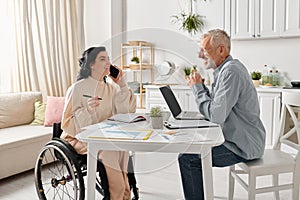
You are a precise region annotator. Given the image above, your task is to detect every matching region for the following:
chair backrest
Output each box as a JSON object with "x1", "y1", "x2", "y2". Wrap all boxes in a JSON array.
[
  {"x1": 272, "y1": 91, "x2": 300, "y2": 186},
  {"x1": 52, "y1": 122, "x2": 63, "y2": 139},
  {"x1": 275, "y1": 91, "x2": 300, "y2": 152}
]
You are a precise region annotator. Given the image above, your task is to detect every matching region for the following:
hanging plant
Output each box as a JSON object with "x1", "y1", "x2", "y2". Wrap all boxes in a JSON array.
[{"x1": 172, "y1": 0, "x2": 205, "y2": 35}]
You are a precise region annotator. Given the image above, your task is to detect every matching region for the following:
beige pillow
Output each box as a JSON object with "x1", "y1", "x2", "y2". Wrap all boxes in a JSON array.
[
  {"x1": 30, "y1": 100, "x2": 46, "y2": 125},
  {"x1": 0, "y1": 92, "x2": 42, "y2": 128}
]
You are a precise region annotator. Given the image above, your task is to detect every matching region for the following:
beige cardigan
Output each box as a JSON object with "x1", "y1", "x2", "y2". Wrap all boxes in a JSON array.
[{"x1": 61, "y1": 76, "x2": 136, "y2": 154}]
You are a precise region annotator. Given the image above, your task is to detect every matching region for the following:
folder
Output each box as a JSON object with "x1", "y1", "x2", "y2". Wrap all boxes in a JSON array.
[{"x1": 164, "y1": 120, "x2": 219, "y2": 129}]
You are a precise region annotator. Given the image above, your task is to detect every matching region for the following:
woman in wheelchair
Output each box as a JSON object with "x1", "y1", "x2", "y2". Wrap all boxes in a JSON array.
[{"x1": 61, "y1": 46, "x2": 136, "y2": 200}]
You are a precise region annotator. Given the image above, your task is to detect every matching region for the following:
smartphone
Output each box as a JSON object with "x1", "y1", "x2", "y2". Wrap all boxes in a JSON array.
[{"x1": 110, "y1": 65, "x2": 120, "y2": 79}]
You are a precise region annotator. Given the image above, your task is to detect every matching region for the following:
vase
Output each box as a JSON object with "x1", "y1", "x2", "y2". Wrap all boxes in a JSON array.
[
  {"x1": 252, "y1": 80, "x2": 260, "y2": 87},
  {"x1": 151, "y1": 116, "x2": 163, "y2": 129}
]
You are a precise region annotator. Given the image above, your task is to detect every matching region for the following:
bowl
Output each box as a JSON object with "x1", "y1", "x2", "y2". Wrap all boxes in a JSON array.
[{"x1": 291, "y1": 81, "x2": 300, "y2": 88}]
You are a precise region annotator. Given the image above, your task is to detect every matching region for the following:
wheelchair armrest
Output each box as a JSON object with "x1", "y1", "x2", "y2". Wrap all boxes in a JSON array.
[{"x1": 52, "y1": 122, "x2": 63, "y2": 139}]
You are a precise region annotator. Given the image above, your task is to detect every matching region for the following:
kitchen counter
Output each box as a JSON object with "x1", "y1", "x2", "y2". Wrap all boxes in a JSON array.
[
  {"x1": 144, "y1": 84, "x2": 300, "y2": 92},
  {"x1": 256, "y1": 87, "x2": 300, "y2": 92},
  {"x1": 144, "y1": 84, "x2": 190, "y2": 90}
]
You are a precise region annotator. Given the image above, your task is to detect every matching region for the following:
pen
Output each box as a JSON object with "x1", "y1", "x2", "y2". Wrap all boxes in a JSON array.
[
  {"x1": 159, "y1": 133, "x2": 170, "y2": 141},
  {"x1": 82, "y1": 94, "x2": 102, "y2": 100}
]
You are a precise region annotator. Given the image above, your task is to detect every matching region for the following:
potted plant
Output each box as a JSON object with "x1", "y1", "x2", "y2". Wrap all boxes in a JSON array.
[
  {"x1": 191, "y1": 65, "x2": 197, "y2": 74},
  {"x1": 172, "y1": 0, "x2": 205, "y2": 35},
  {"x1": 184, "y1": 67, "x2": 191, "y2": 76},
  {"x1": 250, "y1": 71, "x2": 262, "y2": 87},
  {"x1": 150, "y1": 106, "x2": 163, "y2": 129},
  {"x1": 131, "y1": 56, "x2": 140, "y2": 64}
]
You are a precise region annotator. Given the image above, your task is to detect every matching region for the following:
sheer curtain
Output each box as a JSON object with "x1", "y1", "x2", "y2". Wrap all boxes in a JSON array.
[{"x1": 11, "y1": 0, "x2": 85, "y2": 96}]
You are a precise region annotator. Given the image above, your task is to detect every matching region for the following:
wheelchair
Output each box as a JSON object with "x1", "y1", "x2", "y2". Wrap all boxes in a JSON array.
[{"x1": 34, "y1": 123, "x2": 139, "y2": 200}]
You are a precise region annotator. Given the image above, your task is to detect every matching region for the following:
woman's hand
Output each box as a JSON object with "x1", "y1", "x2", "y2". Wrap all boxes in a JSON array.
[{"x1": 87, "y1": 96, "x2": 100, "y2": 113}]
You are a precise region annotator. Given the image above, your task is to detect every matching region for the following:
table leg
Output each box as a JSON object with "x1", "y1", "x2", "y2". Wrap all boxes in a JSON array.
[
  {"x1": 86, "y1": 144, "x2": 97, "y2": 200},
  {"x1": 201, "y1": 150, "x2": 213, "y2": 200}
]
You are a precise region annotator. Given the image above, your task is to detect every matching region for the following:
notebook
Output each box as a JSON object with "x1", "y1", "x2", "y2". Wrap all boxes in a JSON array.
[
  {"x1": 108, "y1": 113, "x2": 146, "y2": 123},
  {"x1": 159, "y1": 85, "x2": 205, "y2": 120}
]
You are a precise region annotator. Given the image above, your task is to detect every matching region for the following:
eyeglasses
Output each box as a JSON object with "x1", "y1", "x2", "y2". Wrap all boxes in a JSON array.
[
  {"x1": 198, "y1": 45, "x2": 223, "y2": 58},
  {"x1": 198, "y1": 48, "x2": 212, "y2": 58}
]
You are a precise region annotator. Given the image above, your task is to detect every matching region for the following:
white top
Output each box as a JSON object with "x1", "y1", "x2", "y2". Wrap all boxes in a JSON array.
[{"x1": 76, "y1": 120, "x2": 224, "y2": 154}]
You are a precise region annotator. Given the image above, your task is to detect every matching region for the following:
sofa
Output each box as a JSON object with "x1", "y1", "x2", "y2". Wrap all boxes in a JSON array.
[{"x1": 0, "y1": 92, "x2": 53, "y2": 179}]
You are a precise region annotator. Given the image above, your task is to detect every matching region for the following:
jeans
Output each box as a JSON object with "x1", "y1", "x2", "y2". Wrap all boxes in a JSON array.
[{"x1": 178, "y1": 144, "x2": 247, "y2": 200}]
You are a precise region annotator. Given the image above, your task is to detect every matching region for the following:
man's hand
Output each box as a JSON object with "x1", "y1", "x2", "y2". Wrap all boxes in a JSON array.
[{"x1": 186, "y1": 72, "x2": 204, "y2": 87}]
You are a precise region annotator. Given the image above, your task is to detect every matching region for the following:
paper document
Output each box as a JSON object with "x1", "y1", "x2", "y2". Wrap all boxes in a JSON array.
[
  {"x1": 164, "y1": 120, "x2": 219, "y2": 129},
  {"x1": 87, "y1": 122, "x2": 152, "y2": 140},
  {"x1": 170, "y1": 132, "x2": 212, "y2": 142},
  {"x1": 158, "y1": 130, "x2": 212, "y2": 143}
]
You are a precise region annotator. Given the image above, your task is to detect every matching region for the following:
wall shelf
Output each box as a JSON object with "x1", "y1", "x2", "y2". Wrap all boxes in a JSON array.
[{"x1": 121, "y1": 41, "x2": 153, "y2": 109}]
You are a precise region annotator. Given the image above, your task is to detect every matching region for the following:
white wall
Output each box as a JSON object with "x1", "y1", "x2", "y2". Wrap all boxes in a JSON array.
[
  {"x1": 84, "y1": 0, "x2": 125, "y2": 65},
  {"x1": 125, "y1": 0, "x2": 200, "y2": 67},
  {"x1": 231, "y1": 38, "x2": 300, "y2": 83},
  {"x1": 84, "y1": 0, "x2": 300, "y2": 85},
  {"x1": 84, "y1": 0, "x2": 110, "y2": 48},
  {"x1": 126, "y1": 0, "x2": 178, "y2": 31}
]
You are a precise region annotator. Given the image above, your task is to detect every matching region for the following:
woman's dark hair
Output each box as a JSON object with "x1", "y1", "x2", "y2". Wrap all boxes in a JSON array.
[{"x1": 77, "y1": 46, "x2": 106, "y2": 81}]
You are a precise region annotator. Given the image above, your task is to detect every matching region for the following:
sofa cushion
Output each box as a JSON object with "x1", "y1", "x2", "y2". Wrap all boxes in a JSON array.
[
  {"x1": 0, "y1": 125, "x2": 52, "y2": 151},
  {"x1": 0, "y1": 92, "x2": 42, "y2": 128},
  {"x1": 44, "y1": 96, "x2": 65, "y2": 126},
  {"x1": 0, "y1": 124, "x2": 52, "y2": 179},
  {"x1": 30, "y1": 100, "x2": 46, "y2": 125}
]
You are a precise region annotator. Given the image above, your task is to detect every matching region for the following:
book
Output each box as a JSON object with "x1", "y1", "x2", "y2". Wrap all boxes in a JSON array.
[{"x1": 108, "y1": 113, "x2": 146, "y2": 123}]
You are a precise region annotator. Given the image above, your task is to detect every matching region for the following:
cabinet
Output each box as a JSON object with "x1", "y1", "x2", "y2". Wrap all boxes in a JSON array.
[
  {"x1": 231, "y1": 0, "x2": 280, "y2": 39},
  {"x1": 144, "y1": 85, "x2": 198, "y2": 112},
  {"x1": 176, "y1": 90, "x2": 198, "y2": 111},
  {"x1": 280, "y1": 0, "x2": 300, "y2": 37},
  {"x1": 257, "y1": 89, "x2": 281, "y2": 147},
  {"x1": 230, "y1": 0, "x2": 300, "y2": 39},
  {"x1": 121, "y1": 41, "x2": 153, "y2": 108}
]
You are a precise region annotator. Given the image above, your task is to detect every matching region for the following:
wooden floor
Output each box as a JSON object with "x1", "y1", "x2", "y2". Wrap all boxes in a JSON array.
[{"x1": 0, "y1": 152, "x2": 295, "y2": 200}]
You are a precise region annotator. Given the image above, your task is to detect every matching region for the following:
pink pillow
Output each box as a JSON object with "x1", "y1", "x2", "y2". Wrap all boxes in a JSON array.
[{"x1": 44, "y1": 96, "x2": 65, "y2": 126}]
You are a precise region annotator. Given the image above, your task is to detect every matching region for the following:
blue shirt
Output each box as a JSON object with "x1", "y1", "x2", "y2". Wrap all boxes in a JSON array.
[{"x1": 192, "y1": 56, "x2": 266, "y2": 159}]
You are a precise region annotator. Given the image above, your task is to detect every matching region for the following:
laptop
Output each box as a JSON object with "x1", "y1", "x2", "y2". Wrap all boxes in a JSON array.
[{"x1": 159, "y1": 85, "x2": 205, "y2": 120}]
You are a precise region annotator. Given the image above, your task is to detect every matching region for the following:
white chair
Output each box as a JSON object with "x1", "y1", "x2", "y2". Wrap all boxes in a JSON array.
[{"x1": 228, "y1": 91, "x2": 300, "y2": 200}]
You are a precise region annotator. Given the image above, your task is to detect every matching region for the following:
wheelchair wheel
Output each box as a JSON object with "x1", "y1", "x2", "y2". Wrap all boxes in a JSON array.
[{"x1": 34, "y1": 143, "x2": 85, "y2": 200}]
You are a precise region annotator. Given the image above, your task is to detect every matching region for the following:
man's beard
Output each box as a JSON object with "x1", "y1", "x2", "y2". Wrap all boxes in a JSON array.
[{"x1": 203, "y1": 58, "x2": 217, "y2": 70}]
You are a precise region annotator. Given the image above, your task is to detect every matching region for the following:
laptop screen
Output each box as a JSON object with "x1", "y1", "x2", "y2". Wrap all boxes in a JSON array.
[{"x1": 159, "y1": 85, "x2": 182, "y2": 117}]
